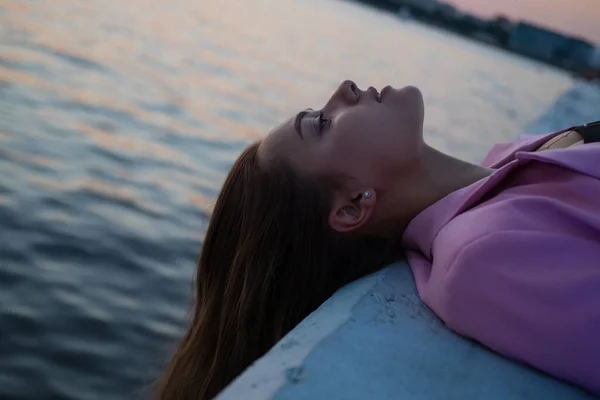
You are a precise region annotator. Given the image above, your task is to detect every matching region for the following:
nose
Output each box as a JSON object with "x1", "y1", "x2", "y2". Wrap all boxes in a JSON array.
[{"x1": 326, "y1": 79, "x2": 359, "y2": 108}]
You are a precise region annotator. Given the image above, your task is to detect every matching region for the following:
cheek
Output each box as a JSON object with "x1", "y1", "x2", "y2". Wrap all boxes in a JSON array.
[
  {"x1": 336, "y1": 115, "x2": 398, "y2": 159},
  {"x1": 321, "y1": 137, "x2": 382, "y2": 182},
  {"x1": 320, "y1": 108, "x2": 419, "y2": 181}
]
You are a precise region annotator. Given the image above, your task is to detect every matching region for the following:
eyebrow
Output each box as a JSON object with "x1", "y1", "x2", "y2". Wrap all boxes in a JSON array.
[{"x1": 293, "y1": 109, "x2": 311, "y2": 139}]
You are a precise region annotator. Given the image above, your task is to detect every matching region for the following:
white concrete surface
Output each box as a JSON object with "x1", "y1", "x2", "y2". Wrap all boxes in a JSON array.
[{"x1": 218, "y1": 261, "x2": 594, "y2": 400}]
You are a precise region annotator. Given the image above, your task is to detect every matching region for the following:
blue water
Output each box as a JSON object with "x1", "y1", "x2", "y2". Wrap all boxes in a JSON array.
[{"x1": 1, "y1": 0, "x2": 598, "y2": 398}]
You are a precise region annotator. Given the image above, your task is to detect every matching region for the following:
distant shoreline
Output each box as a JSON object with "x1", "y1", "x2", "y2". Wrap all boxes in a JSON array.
[{"x1": 349, "y1": 0, "x2": 599, "y2": 78}]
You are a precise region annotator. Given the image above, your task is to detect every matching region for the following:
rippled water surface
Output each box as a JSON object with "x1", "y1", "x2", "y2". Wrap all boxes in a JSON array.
[{"x1": 0, "y1": 0, "x2": 577, "y2": 398}]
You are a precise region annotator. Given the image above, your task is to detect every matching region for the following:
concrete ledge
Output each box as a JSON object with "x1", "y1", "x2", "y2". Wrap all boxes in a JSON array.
[{"x1": 218, "y1": 261, "x2": 593, "y2": 400}]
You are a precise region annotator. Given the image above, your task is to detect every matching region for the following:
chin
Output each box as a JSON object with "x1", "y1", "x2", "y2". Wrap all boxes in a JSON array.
[
  {"x1": 386, "y1": 85, "x2": 424, "y2": 116},
  {"x1": 399, "y1": 85, "x2": 423, "y2": 100},
  {"x1": 384, "y1": 85, "x2": 422, "y2": 104}
]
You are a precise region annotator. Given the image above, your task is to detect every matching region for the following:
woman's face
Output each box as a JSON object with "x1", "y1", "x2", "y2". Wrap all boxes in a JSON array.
[{"x1": 258, "y1": 80, "x2": 425, "y2": 190}]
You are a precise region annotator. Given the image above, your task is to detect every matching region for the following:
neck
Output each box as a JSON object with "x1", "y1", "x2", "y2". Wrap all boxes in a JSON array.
[
  {"x1": 378, "y1": 144, "x2": 494, "y2": 238},
  {"x1": 418, "y1": 144, "x2": 494, "y2": 204}
]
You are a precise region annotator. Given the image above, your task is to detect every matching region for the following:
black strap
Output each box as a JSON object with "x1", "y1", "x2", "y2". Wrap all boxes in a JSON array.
[{"x1": 572, "y1": 120, "x2": 600, "y2": 144}]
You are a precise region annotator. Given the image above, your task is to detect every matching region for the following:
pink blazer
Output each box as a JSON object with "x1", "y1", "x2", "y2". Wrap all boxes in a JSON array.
[{"x1": 402, "y1": 129, "x2": 600, "y2": 394}]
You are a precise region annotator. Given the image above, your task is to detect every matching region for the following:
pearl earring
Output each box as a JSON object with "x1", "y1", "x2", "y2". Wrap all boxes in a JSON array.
[{"x1": 363, "y1": 190, "x2": 372, "y2": 199}]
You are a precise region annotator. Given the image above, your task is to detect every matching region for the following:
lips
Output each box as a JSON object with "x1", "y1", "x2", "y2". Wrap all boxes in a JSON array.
[
  {"x1": 380, "y1": 86, "x2": 393, "y2": 102},
  {"x1": 367, "y1": 86, "x2": 382, "y2": 103}
]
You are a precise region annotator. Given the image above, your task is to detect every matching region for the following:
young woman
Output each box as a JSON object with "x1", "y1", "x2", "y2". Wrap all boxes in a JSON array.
[{"x1": 157, "y1": 80, "x2": 600, "y2": 399}]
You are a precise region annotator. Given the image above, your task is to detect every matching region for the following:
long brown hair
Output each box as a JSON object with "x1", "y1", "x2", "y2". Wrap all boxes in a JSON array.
[{"x1": 156, "y1": 142, "x2": 398, "y2": 399}]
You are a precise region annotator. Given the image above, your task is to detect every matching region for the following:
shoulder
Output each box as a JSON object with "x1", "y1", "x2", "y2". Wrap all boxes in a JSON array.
[
  {"x1": 447, "y1": 229, "x2": 600, "y2": 275},
  {"x1": 440, "y1": 228, "x2": 600, "y2": 346},
  {"x1": 434, "y1": 168, "x2": 600, "y2": 268},
  {"x1": 439, "y1": 231, "x2": 600, "y2": 395},
  {"x1": 431, "y1": 206, "x2": 529, "y2": 271},
  {"x1": 443, "y1": 230, "x2": 600, "y2": 309}
]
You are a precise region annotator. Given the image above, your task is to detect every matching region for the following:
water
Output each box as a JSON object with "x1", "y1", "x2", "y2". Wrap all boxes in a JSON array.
[
  {"x1": 526, "y1": 80, "x2": 600, "y2": 134},
  {"x1": 0, "y1": 0, "x2": 592, "y2": 398}
]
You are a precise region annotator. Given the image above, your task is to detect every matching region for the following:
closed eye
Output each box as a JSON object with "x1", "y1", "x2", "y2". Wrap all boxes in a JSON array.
[{"x1": 316, "y1": 110, "x2": 331, "y2": 134}]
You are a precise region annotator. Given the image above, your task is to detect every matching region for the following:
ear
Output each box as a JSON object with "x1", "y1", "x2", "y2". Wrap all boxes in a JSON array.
[{"x1": 328, "y1": 188, "x2": 376, "y2": 233}]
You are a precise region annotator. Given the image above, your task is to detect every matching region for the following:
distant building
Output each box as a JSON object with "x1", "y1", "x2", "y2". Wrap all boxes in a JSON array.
[
  {"x1": 590, "y1": 47, "x2": 600, "y2": 68},
  {"x1": 560, "y1": 38, "x2": 595, "y2": 71},
  {"x1": 508, "y1": 22, "x2": 567, "y2": 61},
  {"x1": 508, "y1": 22, "x2": 594, "y2": 71},
  {"x1": 436, "y1": 2, "x2": 458, "y2": 19},
  {"x1": 391, "y1": 0, "x2": 438, "y2": 14},
  {"x1": 460, "y1": 13, "x2": 486, "y2": 29},
  {"x1": 492, "y1": 16, "x2": 513, "y2": 33}
]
